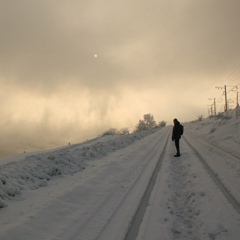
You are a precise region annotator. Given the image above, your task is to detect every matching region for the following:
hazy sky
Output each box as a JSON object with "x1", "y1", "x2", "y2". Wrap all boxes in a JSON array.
[{"x1": 1, "y1": 0, "x2": 240, "y2": 157}]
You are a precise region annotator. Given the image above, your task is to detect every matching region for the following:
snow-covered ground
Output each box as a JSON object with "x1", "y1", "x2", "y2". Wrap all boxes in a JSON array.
[
  {"x1": 185, "y1": 110, "x2": 240, "y2": 158},
  {"x1": 0, "y1": 111, "x2": 240, "y2": 240}
]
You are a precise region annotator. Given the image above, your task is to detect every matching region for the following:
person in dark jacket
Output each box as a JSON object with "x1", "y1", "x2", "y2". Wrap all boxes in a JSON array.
[{"x1": 172, "y1": 118, "x2": 182, "y2": 157}]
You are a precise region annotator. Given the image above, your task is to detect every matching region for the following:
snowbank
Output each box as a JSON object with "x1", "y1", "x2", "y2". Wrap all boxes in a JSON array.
[
  {"x1": 185, "y1": 110, "x2": 240, "y2": 158},
  {"x1": 0, "y1": 130, "x2": 156, "y2": 207}
]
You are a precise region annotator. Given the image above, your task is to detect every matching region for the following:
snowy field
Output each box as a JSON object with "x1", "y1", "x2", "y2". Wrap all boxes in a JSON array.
[{"x1": 0, "y1": 111, "x2": 240, "y2": 240}]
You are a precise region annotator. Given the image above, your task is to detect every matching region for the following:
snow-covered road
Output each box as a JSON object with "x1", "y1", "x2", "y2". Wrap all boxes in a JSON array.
[
  {"x1": 1, "y1": 122, "x2": 240, "y2": 240},
  {"x1": 137, "y1": 132, "x2": 240, "y2": 240}
]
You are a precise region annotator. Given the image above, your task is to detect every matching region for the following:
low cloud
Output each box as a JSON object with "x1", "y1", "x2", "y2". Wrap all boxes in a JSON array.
[{"x1": 0, "y1": 0, "x2": 240, "y2": 157}]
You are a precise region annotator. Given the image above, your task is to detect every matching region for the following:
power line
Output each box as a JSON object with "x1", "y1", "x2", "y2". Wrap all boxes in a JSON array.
[
  {"x1": 225, "y1": 63, "x2": 240, "y2": 85},
  {"x1": 228, "y1": 71, "x2": 240, "y2": 86},
  {"x1": 210, "y1": 63, "x2": 240, "y2": 99},
  {"x1": 207, "y1": 64, "x2": 240, "y2": 115}
]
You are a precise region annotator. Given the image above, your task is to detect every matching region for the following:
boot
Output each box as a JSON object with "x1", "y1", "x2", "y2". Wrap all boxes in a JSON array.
[{"x1": 174, "y1": 149, "x2": 181, "y2": 157}]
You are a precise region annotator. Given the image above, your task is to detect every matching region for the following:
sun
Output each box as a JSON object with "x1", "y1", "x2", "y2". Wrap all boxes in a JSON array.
[{"x1": 94, "y1": 54, "x2": 98, "y2": 58}]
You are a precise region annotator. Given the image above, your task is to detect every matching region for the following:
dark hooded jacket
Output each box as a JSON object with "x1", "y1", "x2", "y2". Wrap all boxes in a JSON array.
[{"x1": 172, "y1": 120, "x2": 182, "y2": 140}]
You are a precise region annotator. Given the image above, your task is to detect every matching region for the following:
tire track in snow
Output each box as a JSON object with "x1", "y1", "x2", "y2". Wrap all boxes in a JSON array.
[
  {"x1": 136, "y1": 135, "x2": 240, "y2": 240},
  {"x1": 50, "y1": 128, "x2": 171, "y2": 240},
  {"x1": 184, "y1": 136, "x2": 240, "y2": 215},
  {"x1": 123, "y1": 132, "x2": 170, "y2": 240},
  {"x1": 186, "y1": 132, "x2": 240, "y2": 161},
  {"x1": 136, "y1": 136, "x2": 204, "y2": 240}
]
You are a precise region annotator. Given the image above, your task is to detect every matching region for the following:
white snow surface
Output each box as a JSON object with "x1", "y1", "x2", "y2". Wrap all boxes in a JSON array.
[{"x1": 0, "y1": 112, "x2": 240, "y2": 240}]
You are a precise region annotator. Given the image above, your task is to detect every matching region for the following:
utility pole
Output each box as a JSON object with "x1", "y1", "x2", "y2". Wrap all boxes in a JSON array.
[
  {"x1": 208, "y1": 98, "x2": 216, "y2": 117},
  {"x1": 214, "y1": 98, "x2": 217, "y2": 116},
  {"x1": 234, "y1": 87, "x2": 239, "y2": 108},
  {"x1": 207, "y1": 108, "x2": 210, "y2": 116},
  {"x1": 216, "y1": 85, "x2": 228, "y2": 113},
  {"x1": 224, "y1": 85, "x2": 228, "y2": 112},
  {"x1": 234, "y1": 87, "x2": 239, "y2": 118},
  {"x1": 237, "y1": 91, "x2": 239, "y2": 107},
  {"x1": 237, "y1": 91, "x2": 240, "y2": 118},
  {"x1": 207, "y1": 105, "x2": 212, "y2": 117}
]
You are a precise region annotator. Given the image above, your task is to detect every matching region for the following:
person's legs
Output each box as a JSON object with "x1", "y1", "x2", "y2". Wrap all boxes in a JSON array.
[{"x1": 174, "y1": 139, "x2": 180, "y2": 156}]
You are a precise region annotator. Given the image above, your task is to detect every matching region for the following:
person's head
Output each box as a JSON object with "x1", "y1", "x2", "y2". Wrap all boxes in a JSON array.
[{"x1": 173, "y1": 118, "x2": 178, "y2": 125}]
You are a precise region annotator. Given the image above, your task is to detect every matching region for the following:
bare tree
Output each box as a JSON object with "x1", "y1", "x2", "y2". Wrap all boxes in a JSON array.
[
  {"x1": 143, "y1": 113, "x2": 157, "y2": 129},
  {"x1": 135, "y1": 114, "x2": 157, "y2": 132},
  {"x1": 135, "y1": 120, "x2": 148, "y2": 132}
]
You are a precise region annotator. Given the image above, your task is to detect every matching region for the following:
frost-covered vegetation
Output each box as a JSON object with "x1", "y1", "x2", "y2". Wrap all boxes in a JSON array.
[{"x1": 101, "y1": 113, "x2": 166, "y2": 136}]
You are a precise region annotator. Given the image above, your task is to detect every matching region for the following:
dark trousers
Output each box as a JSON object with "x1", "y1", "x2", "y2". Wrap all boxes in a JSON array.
[{"x1": 174, "y1": 139, "x2": 180, "y2": 154}]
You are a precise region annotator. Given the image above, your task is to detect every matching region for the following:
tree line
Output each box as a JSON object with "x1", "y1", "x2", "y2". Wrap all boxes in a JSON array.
[{"x1": 101, "y1": 113, "x2": 166, "y2": 136}]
